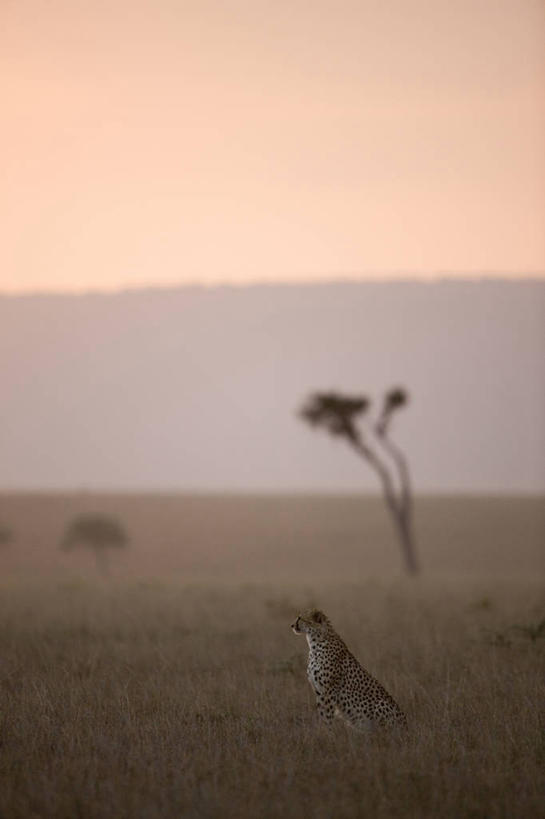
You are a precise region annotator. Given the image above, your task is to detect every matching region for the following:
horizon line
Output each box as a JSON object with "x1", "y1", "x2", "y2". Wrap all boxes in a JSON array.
[
  {"x1": 0, "y1": 487, "x2": 543, "y2": 498},
  {"x1": 2, "y1": 271, "x2": 545, "y2": 298}
]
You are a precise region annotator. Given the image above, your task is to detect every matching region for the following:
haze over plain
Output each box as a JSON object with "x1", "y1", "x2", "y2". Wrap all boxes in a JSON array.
[{"x1": 2, "y1": 280, "x2": 544, "y2": 493}]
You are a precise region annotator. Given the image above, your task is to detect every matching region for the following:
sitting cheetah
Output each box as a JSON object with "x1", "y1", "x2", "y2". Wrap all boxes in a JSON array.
[{"x1": 291, "y1": 608, "x2": 407, "y2": 731}]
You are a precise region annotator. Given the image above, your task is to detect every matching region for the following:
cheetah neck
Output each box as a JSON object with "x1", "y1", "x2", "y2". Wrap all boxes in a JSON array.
[
  {"x1": 305, "y1": 632, "x2": 332, "y2": 651},
  {"x1": 306, "y1": 630, "x2": 345, "y2": 655}
]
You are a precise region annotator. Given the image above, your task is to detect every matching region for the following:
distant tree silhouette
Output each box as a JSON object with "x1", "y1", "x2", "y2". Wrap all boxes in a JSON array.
[
  {"x1": 0, "y1": 524, "x2": 13, "y2": 547},
  {"x1": 60, "y1": 514, "x2": 128, "y2": 576},
  {"x1": 299, "y1": 387, "x2": 419, "y2": 574}
]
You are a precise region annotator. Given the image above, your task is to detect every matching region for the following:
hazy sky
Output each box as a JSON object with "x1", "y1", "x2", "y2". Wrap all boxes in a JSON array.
[
  {"x1": 2, "y1": 281, "x2": 544, "y2": 492},
  {"x1": 2, "y1": 0, "x2": 545, "y2": 293}
]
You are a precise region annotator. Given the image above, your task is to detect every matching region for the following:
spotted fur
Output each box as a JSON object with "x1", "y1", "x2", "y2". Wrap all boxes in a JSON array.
[{"x1": 291, "y1": 609, "x2": 407, "y2": 731}]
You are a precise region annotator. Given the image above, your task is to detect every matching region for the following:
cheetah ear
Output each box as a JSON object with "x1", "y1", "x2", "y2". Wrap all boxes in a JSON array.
[{"x1": 311, "y1": 610, "x2": 327, "y2": 624}]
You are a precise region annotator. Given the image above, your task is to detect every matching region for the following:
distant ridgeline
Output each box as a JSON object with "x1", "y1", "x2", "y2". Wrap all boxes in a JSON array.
[{"x1": 1, "y1": 279, "x2": 544, "y2": 493}]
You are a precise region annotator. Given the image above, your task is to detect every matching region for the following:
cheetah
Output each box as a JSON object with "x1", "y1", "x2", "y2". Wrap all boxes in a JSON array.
[{"x1": 291, "y1": 608, "x2": 407, "y2": 731}]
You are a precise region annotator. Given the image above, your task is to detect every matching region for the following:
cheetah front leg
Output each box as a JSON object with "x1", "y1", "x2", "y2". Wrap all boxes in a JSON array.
[{"x1": 315, "y1": 691, "x2": 336, "y2": 725}]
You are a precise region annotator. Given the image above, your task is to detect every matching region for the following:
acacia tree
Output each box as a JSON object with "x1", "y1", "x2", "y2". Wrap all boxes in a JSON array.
[
  {"x1": 0, "y1": 524, "x2": 13, "y2": 547},
  {"x1": 299, "y1": 387, "x2": 419, "y2": 574},
  {"x1": 60, "y1": 514, "x2": 128, "y2": 576}
]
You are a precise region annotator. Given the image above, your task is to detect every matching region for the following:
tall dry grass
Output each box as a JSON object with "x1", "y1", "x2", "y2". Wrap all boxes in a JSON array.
[{"x1": 1, "y1": 576, "x2": 544, "y2": 818}]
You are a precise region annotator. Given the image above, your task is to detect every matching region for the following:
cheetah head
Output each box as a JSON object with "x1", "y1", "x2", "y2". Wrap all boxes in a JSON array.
[{"x1": 291, "y1": 609, "x2": 331, "y2": 635}]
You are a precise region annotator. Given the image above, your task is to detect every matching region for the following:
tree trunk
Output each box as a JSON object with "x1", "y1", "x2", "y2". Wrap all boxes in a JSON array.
[
  {"x1": 391, "y1": 507, "x2": 419, "y2": 575},
  {"x1": 354, "y1": 439, "x2": 420, "y2": 575},
  {"x1": 93, "y1": 547, "x2": 110, "y2": 577}
]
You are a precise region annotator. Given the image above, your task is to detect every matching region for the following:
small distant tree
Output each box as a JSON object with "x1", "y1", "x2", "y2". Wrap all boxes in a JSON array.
[
  {"x1": 0, "y1": 524, "x2": 13, "y2": 547},
  {"x1": 299, "y1": 387, "x2": 419, "y2": 574},
  {"x1": 60, "y1": 514, "x2": 128, "y2": 576}
]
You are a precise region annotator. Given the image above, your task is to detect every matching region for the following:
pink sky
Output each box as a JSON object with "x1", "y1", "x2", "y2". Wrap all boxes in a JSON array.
[{"x1": 2, "y1": 0, "x2": 544, "y2": 293}]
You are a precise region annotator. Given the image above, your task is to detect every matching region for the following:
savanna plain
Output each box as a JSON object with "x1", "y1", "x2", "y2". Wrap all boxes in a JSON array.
[{"x1": 0, "y1": 494, "x2": 544, "y2": 819}]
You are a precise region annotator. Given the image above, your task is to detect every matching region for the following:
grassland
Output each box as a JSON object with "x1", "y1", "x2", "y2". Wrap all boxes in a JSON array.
[{"x1": 0, "y1": 494, "x2": 544, "y2": 818}]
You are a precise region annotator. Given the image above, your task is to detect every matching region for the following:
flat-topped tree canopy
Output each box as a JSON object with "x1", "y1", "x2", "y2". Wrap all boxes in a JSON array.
[
  {"x1": 61, "y1": 515, "x2": 128, "y2": 551},
  {"x1": 376, "y1": 388, "x2": 409, "y2": 436},
  {"x1": 385, "y1": 387, "x2": 408, "y2": 411},
  {"x1": 60, "y1": 514, "x2": 129, "y2": 576},
  {"x1": 299, "y1": 392, "x2": 370, "y2": 443},
  {"x1": 0, "y1": 524, "x2": 13, "y2": 546}
]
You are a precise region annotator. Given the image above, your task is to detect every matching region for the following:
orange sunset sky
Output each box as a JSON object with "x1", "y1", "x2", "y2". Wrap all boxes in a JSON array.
[{"x1": 2, "y1": 0, "x2": 544, "y2": 293}]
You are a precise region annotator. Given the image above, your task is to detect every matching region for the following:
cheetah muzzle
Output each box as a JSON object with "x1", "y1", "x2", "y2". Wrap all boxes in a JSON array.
[{"x1": 291, "y1": 608, "x2": 407, "y2": 731}]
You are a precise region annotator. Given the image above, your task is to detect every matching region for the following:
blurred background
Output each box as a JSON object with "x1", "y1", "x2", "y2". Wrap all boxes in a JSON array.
[
  {"x1": 2, "y1": 9, "x2": 544, "y2": 817},
  {"x1": 1, "y1": 0, "x2": 544, "y2": 580}
]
